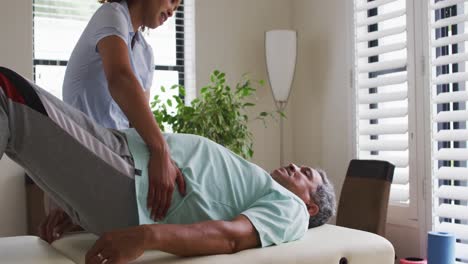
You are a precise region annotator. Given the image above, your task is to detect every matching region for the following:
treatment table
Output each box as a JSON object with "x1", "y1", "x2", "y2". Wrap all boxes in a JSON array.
[{"x1": 0, "y1": 224, "x2": 394, "y2": 263}]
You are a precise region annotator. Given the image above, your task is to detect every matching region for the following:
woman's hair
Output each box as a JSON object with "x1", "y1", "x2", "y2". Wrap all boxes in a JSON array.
[
  {"x1": 98, "y1": 0, "x2": 123, "y2": 3},
  {"x1": 308, "y1": 169, "x2": 336, "y2": 229}
]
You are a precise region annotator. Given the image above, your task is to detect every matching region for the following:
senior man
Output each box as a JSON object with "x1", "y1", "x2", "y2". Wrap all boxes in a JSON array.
[{"x1": 0, "y1": 67, "x2": 336, "y2": 264}]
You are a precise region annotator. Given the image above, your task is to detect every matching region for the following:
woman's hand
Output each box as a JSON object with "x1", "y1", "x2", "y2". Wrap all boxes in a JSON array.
[
  {"x1": 85, "y1": 226, "x2": 149, "y2": 264},
  {"x1": 38, "y1": 208, "x2": 83, "y2": 243},
  {"x1": 147, "y1": 148, "x2": 186, "y2": 221}
]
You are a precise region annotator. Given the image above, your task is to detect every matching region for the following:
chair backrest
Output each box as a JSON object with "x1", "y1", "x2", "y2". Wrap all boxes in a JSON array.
[{"x1": 336, "y1": 159, "x2": 395, "y2": 236}]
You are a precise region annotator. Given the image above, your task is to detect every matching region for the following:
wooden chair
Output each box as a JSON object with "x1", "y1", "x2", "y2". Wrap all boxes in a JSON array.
[{"x1": 336, "y1": 159, "x2": 395, "y2": 236}]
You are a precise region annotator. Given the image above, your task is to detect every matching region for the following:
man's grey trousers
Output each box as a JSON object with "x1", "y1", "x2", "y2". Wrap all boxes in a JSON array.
[{"x1": 0, "y1": 67, "x2": 139, "y2": 235}]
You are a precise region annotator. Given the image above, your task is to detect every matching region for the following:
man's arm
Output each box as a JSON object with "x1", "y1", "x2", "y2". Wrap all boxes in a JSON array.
[
  {"x1": 85, "y1": 215, "x2": 260, "y2": 264},
  {"x1": 144, "y1": 215, "x2": 260, "y2": 256}
]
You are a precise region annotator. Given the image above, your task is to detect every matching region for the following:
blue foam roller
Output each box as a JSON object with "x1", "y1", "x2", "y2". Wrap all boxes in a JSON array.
[{"x1": 427, "y1": 231, "x2": 455, "y2": 264}]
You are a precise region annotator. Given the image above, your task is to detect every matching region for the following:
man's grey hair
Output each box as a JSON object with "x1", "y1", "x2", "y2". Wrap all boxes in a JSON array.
[{"x1": 308, "y1": 169, "x2": 336, "y2": 229}]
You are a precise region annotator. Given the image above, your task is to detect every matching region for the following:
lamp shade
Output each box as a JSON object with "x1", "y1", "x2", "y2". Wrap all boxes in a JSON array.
[{"x1": 265, "y1": 30, "x2": 297, "y2": 102}]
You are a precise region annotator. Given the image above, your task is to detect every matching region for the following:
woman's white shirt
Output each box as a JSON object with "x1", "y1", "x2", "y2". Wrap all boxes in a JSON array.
[{"x1": 63, "y1": 0, "x2": 154, "y2": 129}]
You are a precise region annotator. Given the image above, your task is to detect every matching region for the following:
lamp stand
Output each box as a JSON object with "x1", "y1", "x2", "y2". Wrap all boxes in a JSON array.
[{"x1": 275, "y1": 101, "x2": 288, "y2": 167}]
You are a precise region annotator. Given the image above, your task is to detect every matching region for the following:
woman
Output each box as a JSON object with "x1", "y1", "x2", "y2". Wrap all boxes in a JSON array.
[{"x1": 39, "y1": 0, "x2": 185, "y2": 243}]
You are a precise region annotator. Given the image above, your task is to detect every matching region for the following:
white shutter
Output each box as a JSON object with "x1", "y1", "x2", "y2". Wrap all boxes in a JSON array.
[
  {"x1": 429, "y1": 1, "x2": 468, "y2": 262},
  {"x1": 354, "y1": 0, "x2": 410, "y2": 204},
  {"x1": 182, "y1": 0, "x2": 196, "y2": 103}
]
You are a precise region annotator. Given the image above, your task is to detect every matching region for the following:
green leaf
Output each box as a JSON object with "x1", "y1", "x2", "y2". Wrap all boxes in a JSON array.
[
  {"x1": 259, "y1": 79, "x2": 266, "y2": 86},
  {"x1": 171, "y1": 84, "x2": 179, "y2": 90},
  {"x1": 201, "y1": 87, "x2": 209, "y2": 94},
  {"x1": 248, "y1": 148, "x2": 254, "y2": 158},
  {"x1": 161, "y1": 86, "x2": 166, "y2": 92},
  {"x1": 214, "y1": 70, "x2": 220, "y2": 76},
  {"x1": 260, "y1": 112, "x2": 268, "y2": 117},
  {"x1": 174, "y1": 96, "x2": 183, "y2": 105},
  {"x1": 179, "y1": 87, "x2": 186, "y2": 96},
  {"x1": 217, "y1": 114, "x2": 224, "y2": 124},
  {"x1": 243, "y1": 102, "x2": 255, "y2": 107},
  {"x1": 242, "y1": 88, "x2": 250, "y2": 97},
  {"x1": 167, "y1": 99, "x2": 173, "y2": 107}
]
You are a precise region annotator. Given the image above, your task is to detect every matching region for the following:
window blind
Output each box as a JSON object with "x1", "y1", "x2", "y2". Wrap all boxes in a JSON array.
[
  {"x1": 353, "y1": 0, "x2": 411, "y2": 204},
  {"x1": 32, "y1": 0, "x2": 194, "y2": 101},
  {"x1": 429, "y1": 1, "x2": 468, "y2": 262},
  {"x1": 33, "y1": 0, "x2": 100, "y2": 62}
]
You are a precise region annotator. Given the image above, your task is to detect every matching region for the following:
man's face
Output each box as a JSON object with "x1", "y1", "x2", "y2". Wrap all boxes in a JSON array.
[
  {"x1": 143, "y1": 0, "x2": 181, "y2": 29},
  {"x1": 271, "y1": 163, "x2": 323, "y2": 204}
]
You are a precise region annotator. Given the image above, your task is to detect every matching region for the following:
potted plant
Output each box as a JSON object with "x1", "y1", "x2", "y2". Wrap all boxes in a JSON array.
[{"x1": 151, "y1": 70, "x2": 283, "y2": 159}]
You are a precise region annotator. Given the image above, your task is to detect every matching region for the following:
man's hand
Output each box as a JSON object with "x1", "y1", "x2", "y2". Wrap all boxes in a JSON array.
[
  {"x1": 85, "y1": 226, "x2": 149, "y2": 264},
  {"x1": 38, "y1": 208, "x2": 83, "y2": 243},
  {"x1": 147, "y1": 149, "x2": 186, "y2": 221}
]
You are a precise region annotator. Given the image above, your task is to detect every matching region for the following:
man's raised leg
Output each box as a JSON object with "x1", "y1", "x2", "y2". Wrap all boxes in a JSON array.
[
  {"x1": 0, "y1": 67, "x2": 139, "y2": 235},
  {"x1": 0, "y1": 91, "x2": 9, "y2": 159}
]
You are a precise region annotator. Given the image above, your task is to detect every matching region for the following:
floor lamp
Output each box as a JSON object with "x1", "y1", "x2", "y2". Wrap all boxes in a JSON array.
[{"x1": 265, "y1": 30, "x2": 297, "y2": 166}]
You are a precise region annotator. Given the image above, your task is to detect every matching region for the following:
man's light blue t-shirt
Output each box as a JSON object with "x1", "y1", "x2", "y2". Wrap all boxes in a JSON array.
[
  {"x1": 63, "y1": 1, "x2": 154, "y2": 129},
  {"x1": 123, "y1": 129, "x2": 309, "y2": 247}
]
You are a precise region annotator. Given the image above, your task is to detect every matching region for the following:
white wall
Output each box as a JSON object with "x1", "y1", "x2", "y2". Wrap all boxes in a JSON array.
[
  {"x1": 195, "y1": 0, "x2": 294, "y2": 172},
  {"x1": 291, "y1": 0, "x2": 351, "y2": 186},
  {"x1": 290, "y1": 0, "x2": 422, "y2": 259},
  {"x1": 290, "y1": 0, "x2": 351, "y2": 224},
  {"x1": 0, "y1": 0, "x2": 33, "y2": 236}
]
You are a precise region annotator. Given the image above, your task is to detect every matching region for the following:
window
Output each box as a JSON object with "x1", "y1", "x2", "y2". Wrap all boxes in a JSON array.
[
  {"x1": 353, "y1": 0, "x2": 468, "y2": 258},
  {"x1": 352, "y1": 0, "x2": 468, "y2": 258},
  {"x1": 353, "y1": 0, "x2": 413, "y2": 206},
  {"x1": 32, "y1": 0, "x2": 195, "y2": 107},
  {"x1": 429, "y1": 1, "x2": 468, "y2": 262}
]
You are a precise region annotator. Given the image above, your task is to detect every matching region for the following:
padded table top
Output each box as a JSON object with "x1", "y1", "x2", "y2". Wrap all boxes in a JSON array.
[
  {"x1": 51, "y1": 224, "x2": 395, "y2": 264},
  {"x1": 0, "y1": 235, "x2": 75, "y2": 264}
]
